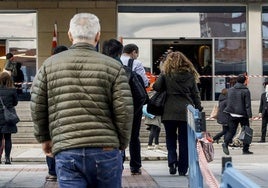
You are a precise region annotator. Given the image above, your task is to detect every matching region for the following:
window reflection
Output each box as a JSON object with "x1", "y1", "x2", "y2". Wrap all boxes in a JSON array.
[
  {"x1": 215, "y1": 39, "x2": 246, "y2": 75},
  {"x1": 0, "y1": 12, "x2": 37, "y2": 101},
  {"x1": 262, "y1": 9, "x2": 268, "y2": 75}
]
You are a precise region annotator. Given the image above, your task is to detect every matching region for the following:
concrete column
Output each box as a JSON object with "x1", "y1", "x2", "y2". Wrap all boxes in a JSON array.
[{"x1": 248, "y1": 3, "x2": 263, "y2": 100}]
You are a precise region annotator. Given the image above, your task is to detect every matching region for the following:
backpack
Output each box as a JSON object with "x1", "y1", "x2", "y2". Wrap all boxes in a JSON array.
[{"x1": 123, "y1": 59, "x2": 149, "y2": 114}]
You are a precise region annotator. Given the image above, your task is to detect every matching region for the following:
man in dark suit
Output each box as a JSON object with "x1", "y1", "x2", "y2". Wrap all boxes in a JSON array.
[{"x1": 258, "y1": 78, "x2": 268, "y2": 143}]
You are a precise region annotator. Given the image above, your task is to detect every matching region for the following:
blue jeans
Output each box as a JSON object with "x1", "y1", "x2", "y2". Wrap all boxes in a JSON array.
[{"x1": 55, "y1": 147, "x2": 122, "y2": 188}]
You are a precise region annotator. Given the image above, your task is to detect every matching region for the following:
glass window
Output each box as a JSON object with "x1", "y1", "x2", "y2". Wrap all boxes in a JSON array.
[
  {"x1": 118, "y1": 6, "x2": 246, "y2": 38},
  {"x1": 0, "y1": 12, "x2": 36, "y2": 101},
  {"x1": 262, "y1": 7, "x2": 268, "y2": 75},
  {"x1": 215, "y1": 39, "x2": 246, "y2": 75},
  {"x1": 0, "y1": 12, "x2": 36, "y2": 38}
]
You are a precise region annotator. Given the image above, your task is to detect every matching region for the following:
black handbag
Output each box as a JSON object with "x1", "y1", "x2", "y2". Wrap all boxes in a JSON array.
[
  {"x1": 239, "y1": 126, "x2": 253, "y2": 144},
  {"x1": 0, "y1": 96, "x2": 20, "y2": 124},
  {"x1": 147, "y1": 91, "x2": 167, "y2": 116}
]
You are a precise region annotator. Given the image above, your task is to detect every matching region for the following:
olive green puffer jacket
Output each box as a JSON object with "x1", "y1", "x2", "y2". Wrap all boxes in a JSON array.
[{"x1": 30, "y1": 43, "x2": 133, "y2": 155}]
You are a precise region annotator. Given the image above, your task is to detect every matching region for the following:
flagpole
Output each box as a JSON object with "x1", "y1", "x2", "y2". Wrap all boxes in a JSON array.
[{"x1": 51, "y1": 21, "x2": 58, "y2": 55}]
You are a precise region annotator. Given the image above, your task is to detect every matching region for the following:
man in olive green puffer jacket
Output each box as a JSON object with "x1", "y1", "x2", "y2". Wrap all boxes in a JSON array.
[{"x1": 30, "y1": 13, "x2": 133, "y2": 188}]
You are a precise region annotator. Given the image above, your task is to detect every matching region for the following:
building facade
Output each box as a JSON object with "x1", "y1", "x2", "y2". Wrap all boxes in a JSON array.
[{"x1": 0, "y1": 0, "x2": 267, "y2": 100}]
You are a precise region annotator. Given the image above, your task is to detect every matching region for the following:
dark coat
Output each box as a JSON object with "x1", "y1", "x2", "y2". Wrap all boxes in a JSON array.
[
  {"x1": 259, "y1": 92, "x2": 268, "y2": 116},
  {"x1": 217, "y1": 93, "x2": 228, "y2": 125},
  {"x1": 224, "y1": 83, "x2": 252, "y2": 118},
  {"x1": 0, "y1": 87, "x2": 18, "y2": 133},
  {"x1": 153, "y1": 73, "x2": 202, "y2": 122}
]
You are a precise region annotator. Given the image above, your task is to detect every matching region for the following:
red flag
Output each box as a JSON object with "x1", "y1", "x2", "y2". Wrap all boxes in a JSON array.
[{"x1": 51, "y1": 22, "x2": 57, "y2": 55}]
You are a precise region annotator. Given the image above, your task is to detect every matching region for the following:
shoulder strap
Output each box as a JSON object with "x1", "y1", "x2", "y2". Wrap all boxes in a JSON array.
[
  {"x1": 0, "y1": 96, "x2": 4, "y2": 107},
  {"x1": 127, "y1": 59, "x2": 134, "y2": 70}
]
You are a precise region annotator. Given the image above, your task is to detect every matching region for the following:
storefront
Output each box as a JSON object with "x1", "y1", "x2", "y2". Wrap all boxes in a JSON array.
[{"x1": 118, "y1": 4, "x2": 265, "y2": 100}]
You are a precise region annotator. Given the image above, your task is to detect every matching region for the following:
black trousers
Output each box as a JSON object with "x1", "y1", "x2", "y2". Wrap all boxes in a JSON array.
[
  {"x1": 148, "y1": 125, "x2": 161, "y2": 146},
  {"x1": 261, "y1": 116, "x2": 268, "y2": 141},
  {"x1": 0, "y1": 133, "x2": 12, "y2": 158},
  {"x1": 224, "y1": 116, "x2": 250, "y2": 152},
  {"x1": 129, "y1": 109, "x2": 142, "y2": 171}
]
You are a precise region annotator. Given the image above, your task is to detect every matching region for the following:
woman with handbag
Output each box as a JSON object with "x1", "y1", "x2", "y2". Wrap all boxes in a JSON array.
[
  {"x1": 0, "y1": 72, "x2": 19, "y2": 164},
  {"x1": 153, "y1": 51, "x2": 203, "y2": 176}
]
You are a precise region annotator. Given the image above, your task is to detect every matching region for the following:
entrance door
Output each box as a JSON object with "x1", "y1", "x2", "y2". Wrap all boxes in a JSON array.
[{"x1": 152, "y1": 39, "x2": 213, "y2": 100}]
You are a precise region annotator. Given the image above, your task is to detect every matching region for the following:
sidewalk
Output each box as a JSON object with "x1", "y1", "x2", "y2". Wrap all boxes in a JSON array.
[{"x1": 0, "y1": 143, "x2": 268, "y2": 187}]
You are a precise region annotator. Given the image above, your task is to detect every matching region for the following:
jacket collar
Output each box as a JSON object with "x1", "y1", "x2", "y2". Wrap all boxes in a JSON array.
[
  {"x1": 69, "y1": 42, "x2": 96, "y2": 51},
  {"x1": 234, "y1": 82, "x2": 247, "y2": 89}
]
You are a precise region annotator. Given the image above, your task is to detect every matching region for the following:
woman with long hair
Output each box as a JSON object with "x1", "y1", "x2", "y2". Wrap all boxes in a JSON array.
[
  {"x1": 153, "y1": 51, "x2": 202, "y2": 175},
  {"x1": 0, "y1": 72, "x2": 19, "y2": 164}
]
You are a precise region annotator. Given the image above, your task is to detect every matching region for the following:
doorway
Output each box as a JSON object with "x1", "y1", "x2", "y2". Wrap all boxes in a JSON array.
[{"x1": 152, "y1": 39, "x2": 213, "y2": 100}]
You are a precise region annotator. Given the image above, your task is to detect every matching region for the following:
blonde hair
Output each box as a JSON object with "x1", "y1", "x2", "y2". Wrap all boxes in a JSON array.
[
  {"x1": 163, "y1": 51, "x2": 200, "y2": 83},
  {"x1": 0, "y1": 72, "x2": 14, "y2": 88}
]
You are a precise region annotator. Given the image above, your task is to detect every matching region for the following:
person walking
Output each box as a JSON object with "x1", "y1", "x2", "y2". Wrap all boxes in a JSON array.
[
  {"x1": 142, "y1": 102, "x2": 162, "y2": 150},
  {"x1": 0, "y1": 72, "x2": 19, "y2": 164},
  {"x1": 153, "y1": 51, "x2": 203, "y2": 176},
  {"x1": 120, "y1": 43, "x2": 149, "y2": 175},
  {"x1": 30, "y1": 13, "x2": 133, "y2": 188},
  {"x1": 222, "y1": 74, "x2": 253, "y2": 155},
  {"x1": 101, "y1": 38, "x2": 126, "y2": 169},
  {"x1": 44, "y1": 45, "x2": 68, "y2": 182},
  {"x1": 213, "y1": 88, "x2": 229, "y2": 143},
  {"x1": 4, "y1": 53, "x2": 17, "y2": 78},
  {"x1": 258, "y1": 78, "x2": 268, "y2": 143}
]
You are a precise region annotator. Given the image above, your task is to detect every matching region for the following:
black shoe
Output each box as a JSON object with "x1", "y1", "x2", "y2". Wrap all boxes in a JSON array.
[
  {"x1": 178, "y1": 172, "x2": 186, "y2": 176},
  {"x1": 45, "y1": 174, "x2": 57, "y2": 182},
  {"x1": 222, "y1": 143, "x2": 230, "y2": 155},
  {"x1": 169, "y1": 164, "x2": 177, "y2": 175},
  {"x1": 243, "y1": 150, "x2": 253, "y2": 155},
  {"x1": 5, "y1": 158, "x2": 11, "y2": 164},
  {"x1": 258, "y1": 140, "x2": 265, "y2": 143},
  {"x1": 213, "y1": 138, "x2": 219, "y2": 144},
  {"x1": 131, "y1": 168, "x2": 142, "y2": 175}
]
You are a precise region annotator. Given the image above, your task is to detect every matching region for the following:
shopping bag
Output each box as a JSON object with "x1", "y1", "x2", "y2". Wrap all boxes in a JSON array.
[
  {"x1": 209, "y1": 105, "x2": 219, "y2": 119},
  {"x1": 239, "y1": 126, "x2": 253, "y2": 144},
  {"x1": 199, "y1": 132, "x2": 214, "y2": 163}
]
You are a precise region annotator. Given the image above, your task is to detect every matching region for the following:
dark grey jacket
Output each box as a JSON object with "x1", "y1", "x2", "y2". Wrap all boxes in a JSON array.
[
  {"x1": 31, "y1": 43, "x2": 133, "y2": 155},
  {"x1": 153, "y1": 73, "x2": 202, "y2": 122},
  {"x1": 224, "y1": 83, "x2": 252, "y2": 118},
  {"x1": 259, "y1": 92, "x2": 268, "y2": 116},
  {"x1": 217, "y1": 93, "x2": 228, "y2": 125},
  {"x1": 0, "y1": 87, "x2": 18, "y2": 133}
]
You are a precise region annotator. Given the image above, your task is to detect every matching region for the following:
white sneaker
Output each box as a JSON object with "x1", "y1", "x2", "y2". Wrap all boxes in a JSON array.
[
  {"x1": 147, "y1": 146, "x2": 154, "y2": 150},
  {"x1": 154, "y1": 145, "x2": 160, "y2": 149}
]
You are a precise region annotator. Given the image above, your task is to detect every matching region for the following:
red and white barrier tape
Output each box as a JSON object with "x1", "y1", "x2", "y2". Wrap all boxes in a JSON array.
[
  {"x1": 199, "y1": 75, "x2": 268, "y2": 78},
  {"x1": 196, "y1": 141, "x2": 220, "y2": 188}
]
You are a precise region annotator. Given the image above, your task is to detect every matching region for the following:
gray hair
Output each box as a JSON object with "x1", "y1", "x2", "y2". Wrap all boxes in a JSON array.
[{"x1": 69, "y1": 13, "x2": 100, "y2": 42}]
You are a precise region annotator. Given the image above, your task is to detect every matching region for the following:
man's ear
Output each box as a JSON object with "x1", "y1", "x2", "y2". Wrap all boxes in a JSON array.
[
  {"x1": 68, "y1": 31, "x2": 73, "y2": 43},
  {"x1": 95, "y1": 32, "x2": 100, "y2": 44}
]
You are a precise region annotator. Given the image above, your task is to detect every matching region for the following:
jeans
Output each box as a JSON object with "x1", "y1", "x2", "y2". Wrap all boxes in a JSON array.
[
  {"x1": 46, "y1": 156, "x2": 56, "y2": 176},
  {"x1": 224, "y1": 116, "x2": 250, "y2": 152},
  {"x1": 129, "y1": 109, "x2": 142, "y2": 171},
  {"x1": 163, "y1": 120, "x2": 188, "y2": 174},
  {"x1": 55, "y1": 147, "x2": 122, "y2": 188}
]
